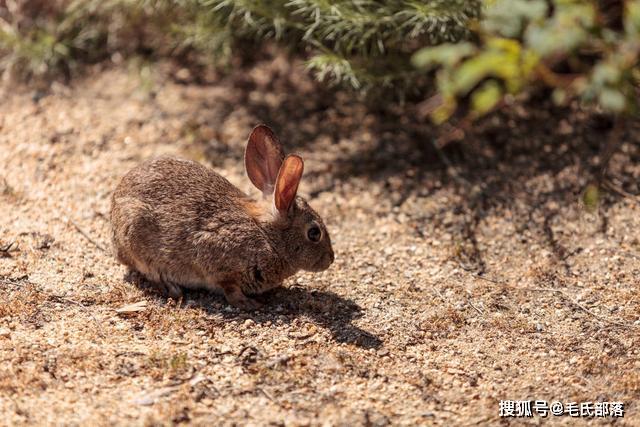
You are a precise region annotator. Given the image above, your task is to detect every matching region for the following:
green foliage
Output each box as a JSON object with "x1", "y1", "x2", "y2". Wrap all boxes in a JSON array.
[
  {"x1": 413, "y1": 0, "x2": 640, "y2": 122},
  {"x1": 3, "y1": 0, "x2": 636, "y2": 120},
  {"x1": 0, "y1": 0, "x2": 230, "y2": 79},
  {"x1": 582, "y1": 184, "x2": 601, "y2": 213},
  {"x1": 0, "y1": 0, "x2": 481, "y2": 91},
  {"x1": 200, "y1": 0, "x2": 482, "y2": 91}
]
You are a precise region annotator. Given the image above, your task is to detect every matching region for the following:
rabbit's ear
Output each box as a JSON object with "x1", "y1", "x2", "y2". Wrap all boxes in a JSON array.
[
  {"x1": 274, "y1": 155, "x2": 304, "y2": 214},
  {"x1": 245, "y1": 125, "x2": 285, "y2": 195}
]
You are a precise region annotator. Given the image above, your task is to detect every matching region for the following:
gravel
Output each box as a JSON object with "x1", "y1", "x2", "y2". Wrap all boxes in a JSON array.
[{"x1": 0, "y1": 57, "x2": 639, "y2": 425}]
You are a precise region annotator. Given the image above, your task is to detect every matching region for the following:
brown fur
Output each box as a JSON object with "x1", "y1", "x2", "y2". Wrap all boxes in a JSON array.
[
  {"x1": 240, "y1": 198, "x2": 271, "y2": 222},
  {"x1": 110, "y1": 126, "x2": 334, "y2": 310}
]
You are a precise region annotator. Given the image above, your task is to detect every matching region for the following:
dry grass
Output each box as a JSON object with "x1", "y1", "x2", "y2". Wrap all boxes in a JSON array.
[{"x1": 0, "y1": 55, "x2": 639, "y2": 425}]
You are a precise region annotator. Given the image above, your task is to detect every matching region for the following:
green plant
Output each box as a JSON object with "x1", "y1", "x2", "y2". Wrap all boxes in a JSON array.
[
  {"x1": 0, "y1": 0, "x2": 481, "y2": 91},
  {"x1": 413, "y1": 0, "x2": 640, "y2": 122},
  {"x1": 205, "y1": 0, "x2": 481, "y2": 92},
  {"x1": 582, "y1": 183, "x2": 601, "y2": 212},
  {"x1": 0, "y1": 0, "x2": 209, "y2": 79},
  {"x1": 148, "y1": 349, "x2": 189, "y2": 373}
]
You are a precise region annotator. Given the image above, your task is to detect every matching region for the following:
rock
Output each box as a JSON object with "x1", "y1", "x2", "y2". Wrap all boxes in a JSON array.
[
  {"x1": 377, "y1": 348, "x2": 389, "y2": 357},
  {"x1": 116, "y1": 301, "x2": 148, "y2": 315}
]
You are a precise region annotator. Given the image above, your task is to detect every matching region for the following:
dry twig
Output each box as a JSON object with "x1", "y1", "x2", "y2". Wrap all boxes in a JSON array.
[
  {"x1": 462, "y1": 270, "x2": 637, "y2": 329},
  {"x1": 603, "y1": 179, "x2": 640, "y2": 203},
  {"x1": 67, "y1": 217, "x2": 106, "y2": 251},
  {"x1": 465, "y1": 290, "x2": 484, "y2": 315},
  {"x1": 0, "y1": 240, "x2": 18, "y2": 255},
  {"x1": 50, "y1": 294, "x2": 106, "y2": 338}
]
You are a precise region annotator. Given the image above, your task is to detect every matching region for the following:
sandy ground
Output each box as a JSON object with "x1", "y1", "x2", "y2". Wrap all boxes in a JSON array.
[{"x1": 0, "y1": 55, "x2": 639, "y2": 426}]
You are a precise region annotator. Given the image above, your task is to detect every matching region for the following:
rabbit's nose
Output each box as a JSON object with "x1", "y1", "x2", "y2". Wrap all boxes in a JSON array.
[{"x1": 327, "y1": 251, "x2": 335, "y2": 265}]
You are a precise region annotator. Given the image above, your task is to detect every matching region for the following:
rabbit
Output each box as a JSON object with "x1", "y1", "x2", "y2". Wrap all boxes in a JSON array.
[{"x1": 110, "y1": 125, "x2": 334, "y2": 310}]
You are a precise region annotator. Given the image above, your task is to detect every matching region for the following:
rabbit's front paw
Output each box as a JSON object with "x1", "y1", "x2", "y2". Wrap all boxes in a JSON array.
[
  {"x1": 159, "y1": 280, "x2": 183, "y2": 300},
  {"x1": 221, "y1": 282, "x2": 262, "y2": 311},
  {"x1": 230, "y1": 295, "x2": 263, "y2": 311}
]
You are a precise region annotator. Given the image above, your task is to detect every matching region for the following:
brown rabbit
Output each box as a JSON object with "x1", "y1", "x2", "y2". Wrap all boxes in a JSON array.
[{"x1": 110, "y1": 125, "x2": 334, "y2": 310}]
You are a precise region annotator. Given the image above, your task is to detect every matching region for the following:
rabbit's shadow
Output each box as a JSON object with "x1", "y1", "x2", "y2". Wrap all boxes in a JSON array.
[
  {"x1": 254, "y1": 286, "x2": 382, "y2": 350},
  {"x1": 125, "y1": 272, "x2": 382, "y2": 350}
]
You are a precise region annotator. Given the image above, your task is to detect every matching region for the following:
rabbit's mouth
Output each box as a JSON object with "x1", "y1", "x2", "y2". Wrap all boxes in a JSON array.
[{"x1": 309, "y1": 251, "x2": 334, "y2": 272}]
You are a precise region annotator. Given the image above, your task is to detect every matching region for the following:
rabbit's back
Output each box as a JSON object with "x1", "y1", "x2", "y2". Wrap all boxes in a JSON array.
[
  {"x1": 111, "y1": 156, "x2": 274, "y2": 291},
  {"x1": 114, "y1": 156, "x2": 245, "y2": 207}
]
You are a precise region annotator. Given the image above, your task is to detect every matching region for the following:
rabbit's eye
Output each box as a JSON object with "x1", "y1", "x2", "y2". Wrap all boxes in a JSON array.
[{"x1": 307, "y1": 226, "x2": 322, "y2": 242}]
